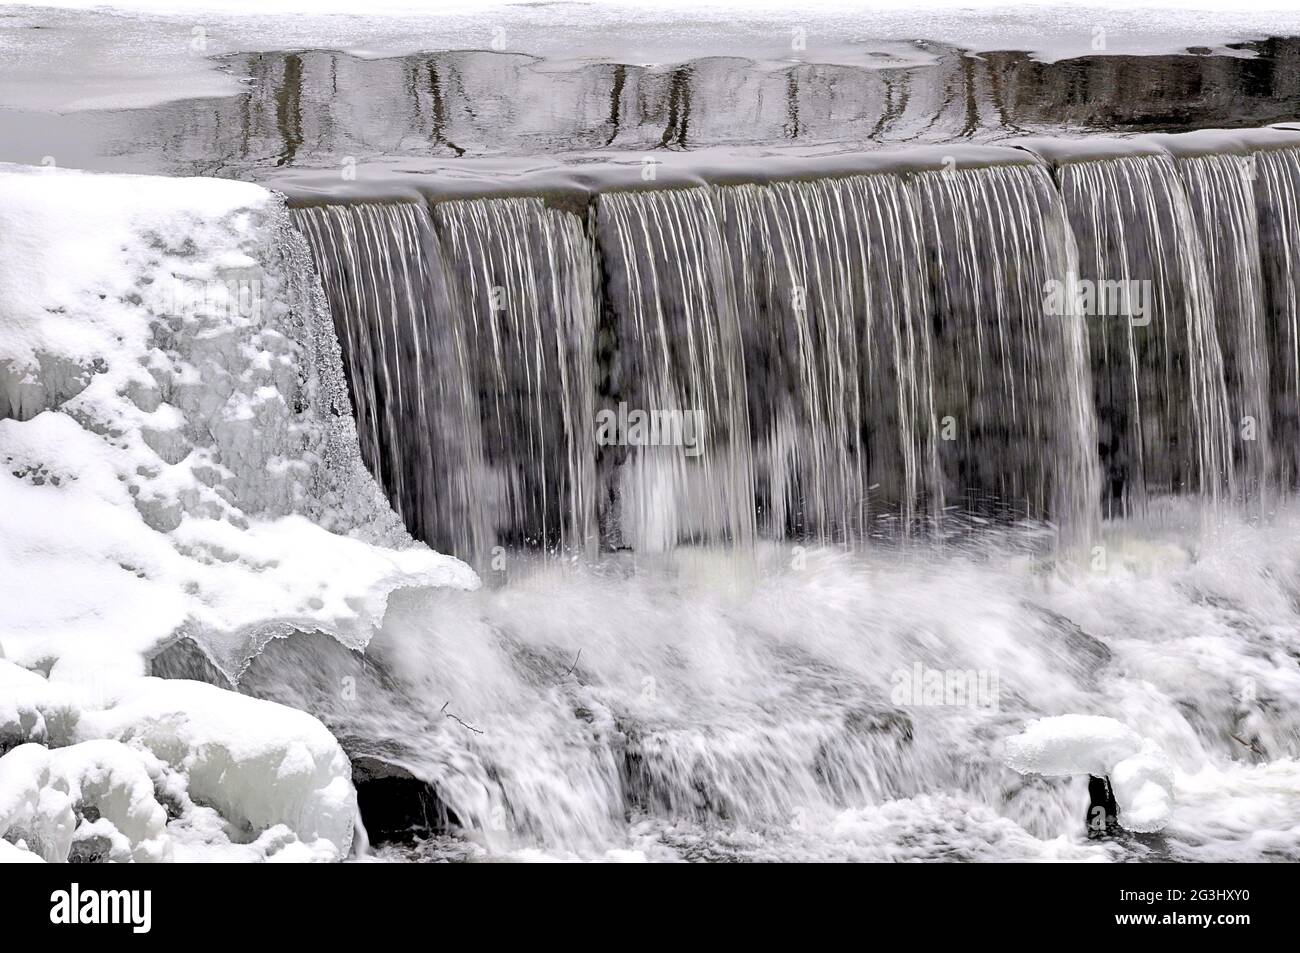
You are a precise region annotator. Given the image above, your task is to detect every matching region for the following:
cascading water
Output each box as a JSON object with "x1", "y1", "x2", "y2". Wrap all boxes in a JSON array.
[
  {"x1": 594, "y1": 187, "x2": 756, "y2": 551},
  {"x1": 434, "y1": 197, "x2": 600, "y2": 553},
  {"x1": 293, "y1": 202, "x2": 493, "y2": 557},
  {"x1": 293, "y1": 161, "x2": 1101, "y2": 557},
  {"x1": 1178, "y1": 153, "x2": 1273, "y2": 506},
  {"x1": 1058, "y1": 153, "x2": 1236, "y2": 514},
  {"x1": 230, "y1": 503, "x2": 1300, "y2": 861},
  {"x1": 1254, "y1": 147, "x2": 1300, "y2": 488},
  {"x1": 265, "y1": 140, "x2": 1300, "y2": 861},
  {"x1": 910, "y1": 164, "x2": 1097, "y2": 534}
]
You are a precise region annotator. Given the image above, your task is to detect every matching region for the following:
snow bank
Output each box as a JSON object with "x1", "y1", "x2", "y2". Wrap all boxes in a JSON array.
[
  {"x1": 0, "y1": 162, "x2": 477, "y2": 677},
  {"x1": 0, "y1": 162, "x2": 478, "y2": 861},
  {"x1": 1005, "y1": 715, "x2": 1175, "y2": 833}
]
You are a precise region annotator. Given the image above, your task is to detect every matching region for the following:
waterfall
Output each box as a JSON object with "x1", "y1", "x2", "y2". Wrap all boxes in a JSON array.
[
  {"x1": 595, "y1": 187, "x2": 756, "y2": 551},
  {"x1": 717, "y1": 175, "x2": 931, "y2": 543},
  {"x1": 291, "y1": 142, "x2": 1300, "y2": 562},
  {"x1": 911, "y1": 164, "x2": 1097, "y2": 535},
  {"x1": 434, "y1": 197, "x2": 599, "y2": 554},
  {"x1": 268, "y1": 136, "x2": 1300, "y2": 861},
  {"x1": 294, "y1": 202, "x2": 492, "y2": 557},
  {"x1": 711, "y1": 165, "x2": 1095, "y2": 541},
  {"x1": 1178, "y1": 153, "x2": 1273, "y2": 507},
  {"x1": 1253, "y1": 148, "x2": 1300, "y2": 489},
  {"x1": 1058, "y1": 153, "x2": 1235, "y2": 513}
]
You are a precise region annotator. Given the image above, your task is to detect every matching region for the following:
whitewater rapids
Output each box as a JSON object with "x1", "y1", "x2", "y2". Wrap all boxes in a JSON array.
[{"x1": 222, "y1": 499, "x2": 1300, "y2": 862}]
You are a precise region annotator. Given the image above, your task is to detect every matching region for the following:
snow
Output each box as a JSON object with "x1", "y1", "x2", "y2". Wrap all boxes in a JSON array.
[
  {"x1": 0, "y1": 657, "x2": 77, "y2": 750},
  {"x1": 0, "y1": 672, "x2": 357, "y2": 861},
  {"x1": 0, "y1": 162, "x2": 477, "y2": 676},
  {"x1": 2, "y1": 2, "x2": 1299, "y2": 112},
  {"x1": 0, "y1": 739, "x2": 167, "y2": 862},
  {"x1": 0, "y1": 162, "x2": 478, "y2": 861},
  {"x1": 1110, "y1": 741, "x2": 1176, "y2": 833},
  {"x1": 1005, "y1": 715, "x2": 1175, "y2": 833},
  {"x1": 1004, "y1": 714, "x2": 1144, "y2": 777},
  {"x1": 0, "y1": 837, "x2": 45, "y2": 862},
  {"x1": 80, "y1": 677, "x2": 357, "y2": 859},
  {"x1": 1, "y1": 38, "x2": 1298, "y2": 861}
]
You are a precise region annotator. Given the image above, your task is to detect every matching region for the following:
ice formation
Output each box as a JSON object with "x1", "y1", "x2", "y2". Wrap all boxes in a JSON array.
[
  {"x1": 3, "y1": 2, "x2": 1298, "y2": 115},
  {"x1": 0, "y1": 163, "x2": 477, "y2": 861},
  {"x1": 1005, "y1": 715, "x2": 1176, "y2": 833},
  {"x1": 0, "y1": 658, "x2": 358, "y2": 862}
]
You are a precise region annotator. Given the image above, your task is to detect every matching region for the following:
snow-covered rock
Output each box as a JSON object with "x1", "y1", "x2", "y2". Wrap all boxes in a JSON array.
[
  {"x1": 0, "y1": 838, "x2": 45, "y2": 862},
  {"x1": 0, "y1": 739, "x2": 167, "y2": 863},
  {"x1": 0, "y1": 665, "x2": 359, "y2": 862},
  {"x1": 81, "y1": 677, "x2": 358, "y2": 854},
  {"x1": 0, "y1": 162, "x2": 477, "y2": 678},
  {"x1": 1004, "y1": 714, "x2": 1175, "y2": 833},
  {"x1": 0, "y1": 658, "x2": 78, "y2": 752}
]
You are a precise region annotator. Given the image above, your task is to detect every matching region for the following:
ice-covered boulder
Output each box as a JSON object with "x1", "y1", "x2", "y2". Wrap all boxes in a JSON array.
[
  {"x1": 1005, "y1": 714, "x2": 1144, "y2": 777},
  {"x1": 80, "y1": 677, "x2": 358, "y2": 855},
  {"x1": 1004, "y1": 714, "x2": 1175, "y2": 833},
  {"x1": 0, "y1": 739, "x2": 168, "y2": 863},
  {"x1": 0, "y1": 665, "x2": 359, "y2": 862}
]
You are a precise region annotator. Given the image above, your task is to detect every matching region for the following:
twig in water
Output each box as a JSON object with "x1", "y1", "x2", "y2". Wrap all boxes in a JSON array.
[
  {"x1": 440, "y1": 701, "x2": 483, "y2": 734},
  {"x1": 563, "y1": 649, "x2": 582, "y2": 678},
  {"x1": 1230, "y1": 733, "x2": 1265, "y2": 756}
]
